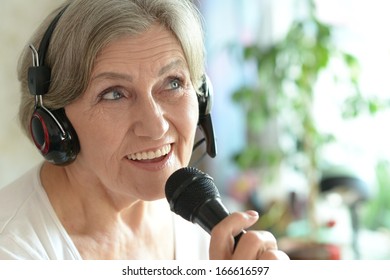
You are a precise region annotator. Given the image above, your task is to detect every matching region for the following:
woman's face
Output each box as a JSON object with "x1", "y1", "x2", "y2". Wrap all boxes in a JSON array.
[{"x1": 65, "y1": 24, "x2": 199, "y2": 202}]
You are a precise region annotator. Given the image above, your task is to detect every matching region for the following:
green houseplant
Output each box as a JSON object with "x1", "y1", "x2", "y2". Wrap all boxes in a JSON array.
[{"x1": 230, "y1": 0, "x2": 385, "y2": 237}]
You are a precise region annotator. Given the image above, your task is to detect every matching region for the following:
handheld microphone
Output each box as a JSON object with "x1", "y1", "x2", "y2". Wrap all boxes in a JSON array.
[{"x1": 165, "y1": 167, "x2": 244, "y2": 247}]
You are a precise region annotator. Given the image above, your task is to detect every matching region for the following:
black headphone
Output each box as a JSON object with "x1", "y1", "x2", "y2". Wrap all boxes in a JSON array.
[
  {"x1": 197, "y1": 75, "x2": 217, "y2": 158},
  {"x1": 28, "y1": 5, "x2": 216, "y2": 166},
  {"x1": 28, "y1": 6, "x2": 79, "y2": 166}
]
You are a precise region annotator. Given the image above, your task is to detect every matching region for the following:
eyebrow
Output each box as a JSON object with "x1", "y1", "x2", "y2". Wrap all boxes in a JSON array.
[
  {"x1": 158, "y1": 59, "x2": 187, "y2": 76},
  {"x1": 91, "y1": 72, "x2": 133, "y2": 82},
  {"x1": 91, "y1": 59, "x2": 188, "y2": 82}
]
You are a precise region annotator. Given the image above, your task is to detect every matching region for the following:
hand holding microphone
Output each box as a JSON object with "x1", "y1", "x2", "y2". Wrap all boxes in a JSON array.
[{"x1": 165, "y1": 167, "x2": 289, "y2": 260}]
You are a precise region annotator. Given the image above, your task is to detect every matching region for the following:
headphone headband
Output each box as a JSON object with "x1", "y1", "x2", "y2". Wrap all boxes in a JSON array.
[
  {"x1": 38, "y1": 5, "x2": 68, "y2": 67},
  {"x1": 28, "y1": 5, "x2": 69, "y2": 97}
]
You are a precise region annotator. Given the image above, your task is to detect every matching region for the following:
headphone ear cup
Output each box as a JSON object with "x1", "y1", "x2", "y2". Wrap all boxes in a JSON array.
[
  {"x1": 197, "y1": 75, "x2": 213, "y2": 117},
  {"x1": 197, "y1": 75, "x2": 217, "y2": 158},
  {"x1": 30, "y1": 107, "x2": 80, "y2": 165}
]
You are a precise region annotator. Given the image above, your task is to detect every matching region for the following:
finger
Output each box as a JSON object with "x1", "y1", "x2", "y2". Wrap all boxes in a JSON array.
[
  {"x1": 258, "y1": 249, "x2": 290, "y2": 260},
  {"x1": 209, "y1": 211, "x2": 259, "y2": 260},
  {"x1": 232, "y1": 230, "x2": 278, "y2": 260}
]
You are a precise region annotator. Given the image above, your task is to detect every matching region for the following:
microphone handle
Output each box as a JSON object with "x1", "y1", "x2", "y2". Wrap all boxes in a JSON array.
[{"x1": 192, "y1": 198, "x2": 244, "y2": 250}]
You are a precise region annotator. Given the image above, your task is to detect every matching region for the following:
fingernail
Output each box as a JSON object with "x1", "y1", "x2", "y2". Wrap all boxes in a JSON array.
[{"x1": 246, "y1": 210, "x2": 259, "y2": 218}]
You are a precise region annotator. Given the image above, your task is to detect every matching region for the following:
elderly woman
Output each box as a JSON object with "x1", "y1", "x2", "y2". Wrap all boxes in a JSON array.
[{"x1": 0, "y1": 0, "x2": 289, "y2": 260}]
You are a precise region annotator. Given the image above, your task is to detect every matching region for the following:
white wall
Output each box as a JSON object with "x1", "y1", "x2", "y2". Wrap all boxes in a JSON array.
[{"x1": 0, "y1": 0, "x2": 63, "y2": 188}]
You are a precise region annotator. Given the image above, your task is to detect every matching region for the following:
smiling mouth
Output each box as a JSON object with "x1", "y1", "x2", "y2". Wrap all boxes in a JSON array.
[{"x1": 126, "y1": 144, "x2": 171, "y2": 161}]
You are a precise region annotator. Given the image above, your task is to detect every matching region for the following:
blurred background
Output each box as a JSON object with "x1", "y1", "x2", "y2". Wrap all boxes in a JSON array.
[{"x1": 1, "y1": 0, "x2": 390, "y2": 259}]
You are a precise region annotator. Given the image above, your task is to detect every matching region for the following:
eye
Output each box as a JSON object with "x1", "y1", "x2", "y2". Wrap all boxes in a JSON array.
[
  {"x1": 168, "y1": 77, "x2": 183, "y2": 90},
  {"x1": 100, "y1": 88, "x2": 124, "y2": 100}
]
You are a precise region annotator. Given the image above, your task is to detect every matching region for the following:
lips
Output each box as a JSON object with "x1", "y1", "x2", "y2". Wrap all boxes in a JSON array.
[{"x1": 126, "y1": 144, "x2": 171, "y2": 161}]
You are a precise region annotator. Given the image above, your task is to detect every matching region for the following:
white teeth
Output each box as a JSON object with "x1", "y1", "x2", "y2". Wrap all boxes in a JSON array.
[{"x1": 127, "y1": 144, "x2": 171, "y2": 161}]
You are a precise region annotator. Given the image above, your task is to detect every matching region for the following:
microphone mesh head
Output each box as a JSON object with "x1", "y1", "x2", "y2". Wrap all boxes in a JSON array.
[{"x1": 165, "y1": 167, "x2": 220, "y2": 221}]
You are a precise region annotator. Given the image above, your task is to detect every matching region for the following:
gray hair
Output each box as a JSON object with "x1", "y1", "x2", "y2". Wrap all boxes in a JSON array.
[{"x1": 18, "y1": 0, "x2": 205, "y2": 138}]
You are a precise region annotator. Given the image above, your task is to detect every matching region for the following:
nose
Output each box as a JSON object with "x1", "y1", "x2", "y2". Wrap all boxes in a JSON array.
[{"x1": 132, "y1": 95, "x2": 169, "y2": 140}]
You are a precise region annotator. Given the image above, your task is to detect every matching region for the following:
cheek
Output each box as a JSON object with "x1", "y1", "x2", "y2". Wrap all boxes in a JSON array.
[
  {"x1": 65, "y1": 103, "x2": 124, "y2": 163},
  {"x1": 78, "y1": 121, "x2": 119, "y2": 153},
  {"x1": 174, "y1": 96, "x2": 199, "y2": 154}
]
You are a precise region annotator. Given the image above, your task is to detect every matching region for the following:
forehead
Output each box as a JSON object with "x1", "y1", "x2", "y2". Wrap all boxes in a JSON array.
[{"x1": 92, "y1": 24, "x2": 188, "y2": 75}]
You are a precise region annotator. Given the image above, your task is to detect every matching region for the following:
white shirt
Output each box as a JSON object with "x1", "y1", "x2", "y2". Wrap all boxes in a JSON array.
[{"x1": 0, "y1": 164, "x2": 209, "y2": 260}]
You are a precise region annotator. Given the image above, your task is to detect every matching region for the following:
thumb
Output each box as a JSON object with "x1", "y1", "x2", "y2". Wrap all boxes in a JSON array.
[{"x1": 209, "y1": 210, "x2": 259, "y2": 259}]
